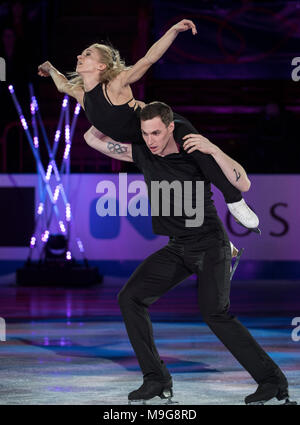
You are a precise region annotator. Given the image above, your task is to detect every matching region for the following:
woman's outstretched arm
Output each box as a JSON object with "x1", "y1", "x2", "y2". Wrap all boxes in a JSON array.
[
  {"x1": 121, "y1": 19, "x2": 197, "y2": 86},
  {"x1": 38, "y1": 61, "x2": 84, "y2": 106}
]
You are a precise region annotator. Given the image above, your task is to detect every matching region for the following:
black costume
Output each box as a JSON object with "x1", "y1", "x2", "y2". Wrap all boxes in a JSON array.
[
  {"x1": 84, "y1": 80, "x2": 287, "y2": 401},
  {"x1": 118, "y1": 141, "x2": 282, "y2": 385},
  {"x1": 84, "y1": 82, "x2": 241, "y2": 204}
]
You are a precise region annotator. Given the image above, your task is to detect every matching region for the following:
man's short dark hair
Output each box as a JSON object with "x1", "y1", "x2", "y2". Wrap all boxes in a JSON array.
[{"x1": 140, "y1": 101, "x2": 174, "y2": 127}]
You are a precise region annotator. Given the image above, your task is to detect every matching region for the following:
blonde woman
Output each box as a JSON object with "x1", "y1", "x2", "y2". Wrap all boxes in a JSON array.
[
  {"x1": 38, "y1": 19, "x2": 196, "y2": 144},
  {"x1": 38, "y1": 19, "x2": 259, "y2": 234}
]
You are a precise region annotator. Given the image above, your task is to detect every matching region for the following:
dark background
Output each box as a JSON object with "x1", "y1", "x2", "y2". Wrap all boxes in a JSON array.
[{"x1": 0, "y1": 0, "x2": 299, "y2": 175}]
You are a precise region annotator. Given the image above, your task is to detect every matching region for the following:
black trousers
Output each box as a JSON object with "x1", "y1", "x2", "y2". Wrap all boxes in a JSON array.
[{"x1": 118, "y1": 228, "x2": 281, "y2": 384}]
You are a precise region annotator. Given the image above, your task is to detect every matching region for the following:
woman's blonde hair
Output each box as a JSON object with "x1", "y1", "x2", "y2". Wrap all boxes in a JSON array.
[{"x1": 66, "y1": 43, "x2": 131, "y2": 89}]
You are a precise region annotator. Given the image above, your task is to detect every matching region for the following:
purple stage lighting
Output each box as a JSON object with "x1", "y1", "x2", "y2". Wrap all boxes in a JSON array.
[
  {"x1": 74, "y1": 103, "x2": 81, "y2": 115},
  {"x1": 41, "y1": 230, "x2": 50, "y2": 243},
  {"x1": 45, "y1": 164, "x2": 53, "y2": 181},
  {"x1": 54, "y1": 130, "x2": 61, "y2": 143},
  {"x1": 59, "y1": 221, "x2": 66, "y2": 234},
  {"x1": 30, "y1": 236, "x2": 36, "y2": 247},
  {"x1": 65, "y1": 125, "x2": 70, "y2": 142},
  {"x1": 76, "y1": 238, "x2": 84, "y2": 253},
  {"x1": 66, "y1": 203, "x2": 71, "y2": 222},
  {"x1": 63, "y1": 144, "x2": 71, "y2": 160},
  {"x1": 37, "y1": 203, "x2": 44, "y2": 215},
  {"x1": 53, "y1": 185, "x2": 60, "y2": 202},
  {"x1": 8, "y1": 84, "x2": 89, "y2": 265},
  {"x1": 20, "y1": 115, "x2": 28, "y2": 130}
]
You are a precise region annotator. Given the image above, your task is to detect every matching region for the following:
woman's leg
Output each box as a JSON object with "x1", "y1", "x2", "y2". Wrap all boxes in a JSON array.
[{"x1": 173, "y1": 112, "x2": 260, "y2": 231}]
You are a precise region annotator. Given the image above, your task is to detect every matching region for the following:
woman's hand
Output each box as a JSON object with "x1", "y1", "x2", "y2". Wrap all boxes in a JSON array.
[
  {"x1": 183, "y1": 134, "x2": 219, "y2": 155},
  {"x1": 171, "y1": 19, "x2": 197, "y2": 35},
  {"x1": 37, "y1": 61, "x2": 53, "y2": 77}
]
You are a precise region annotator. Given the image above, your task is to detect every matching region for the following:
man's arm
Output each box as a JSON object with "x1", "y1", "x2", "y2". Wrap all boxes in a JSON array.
[
  {"x1": 84, "y1": 126, "x2": 133, "y2": 162},
  {"x1": 120, "y1": 19, "x2": 197, "y2": 86},
  {"x1": 212, "y1": 149, "x2": 251, "y2": 192},
  {"x1": 183, "y1": 134, "x2": 251, "y2": 192}
]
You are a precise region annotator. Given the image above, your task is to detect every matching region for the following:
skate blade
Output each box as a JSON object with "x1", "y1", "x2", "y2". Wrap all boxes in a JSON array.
[
  {"x1": 251, "y1": 227, "x2": 261, "y2": 235},
  {"x1": 128, "y1": 396, "x2": 179, "y2": 405},
  {"x1": 281, "y1": 398, "x2": 298, "y2": 405},
  {"x1": 234, "y1": 218, "x2": 261, "y2": 235},
  {"x1": 230, "y1": 248, "x2": 244, "y2": 281},
  {"x1": 247, "y1": 398, "x2": 298, "y2": 406},
  {"x1": 246, "y1": 400, "x2": 268, "y2": 405}
]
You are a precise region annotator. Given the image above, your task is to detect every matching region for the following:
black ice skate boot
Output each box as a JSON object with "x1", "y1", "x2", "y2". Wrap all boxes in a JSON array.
[
  {"x1": 245, "y1": 370, "x2": 297, "y2": 405},
  {"x1": 128, "y1": 378, "x2": 176, "y2": 405}
]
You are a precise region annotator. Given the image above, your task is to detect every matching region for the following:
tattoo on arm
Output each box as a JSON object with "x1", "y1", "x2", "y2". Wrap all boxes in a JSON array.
[
  {"x1": 107, "y1": 141, "x2": 128, "y2": 154},
  {"x1": 233, "y1": 168, "x2": 241, "y2": 182}
]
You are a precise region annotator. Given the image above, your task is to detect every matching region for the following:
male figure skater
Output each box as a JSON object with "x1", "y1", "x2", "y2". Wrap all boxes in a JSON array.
[{"x1": 84, "y1": 102, "x2": 292, "y2": 405}]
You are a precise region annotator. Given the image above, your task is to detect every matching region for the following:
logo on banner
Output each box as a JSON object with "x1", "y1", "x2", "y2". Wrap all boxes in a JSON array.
[{"x1": 90, "y1": 198, "x2": 157, "y2": 240}]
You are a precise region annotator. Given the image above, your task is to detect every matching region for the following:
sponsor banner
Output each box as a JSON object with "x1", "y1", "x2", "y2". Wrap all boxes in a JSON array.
[{"x1": 0, "y1": 174, "x2": 299, "y2": 261}]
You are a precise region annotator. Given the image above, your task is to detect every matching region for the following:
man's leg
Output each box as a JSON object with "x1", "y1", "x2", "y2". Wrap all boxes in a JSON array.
[
  {"x1": 118, "y1": 243, "x2": 192, "y2": 382},
  {"x1": 185, "y1": 238, "x2": 282, "y2": 384}
]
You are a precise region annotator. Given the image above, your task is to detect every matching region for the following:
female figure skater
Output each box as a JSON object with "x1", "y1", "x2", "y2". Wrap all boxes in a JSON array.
[{"x1": 37, "y1": 19, "x2": 259, "y2": 232}]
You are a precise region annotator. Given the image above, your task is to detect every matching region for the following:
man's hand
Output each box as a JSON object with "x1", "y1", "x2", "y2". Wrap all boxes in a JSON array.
[
  {"x1": 183, "y1": 134, "x2": 219, "y2": 155},
  {"x1": 38, "y1": 61, "x2": 53, "y2": 77},
  {"x1": 171, "y1": 19, "x2": 197, "y2": 35}
]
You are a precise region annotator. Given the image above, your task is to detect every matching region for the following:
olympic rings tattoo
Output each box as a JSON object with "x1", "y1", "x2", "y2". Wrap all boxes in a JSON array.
[{"x1": 107, "y1": 141, "x2": 128, "y2": 154}]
